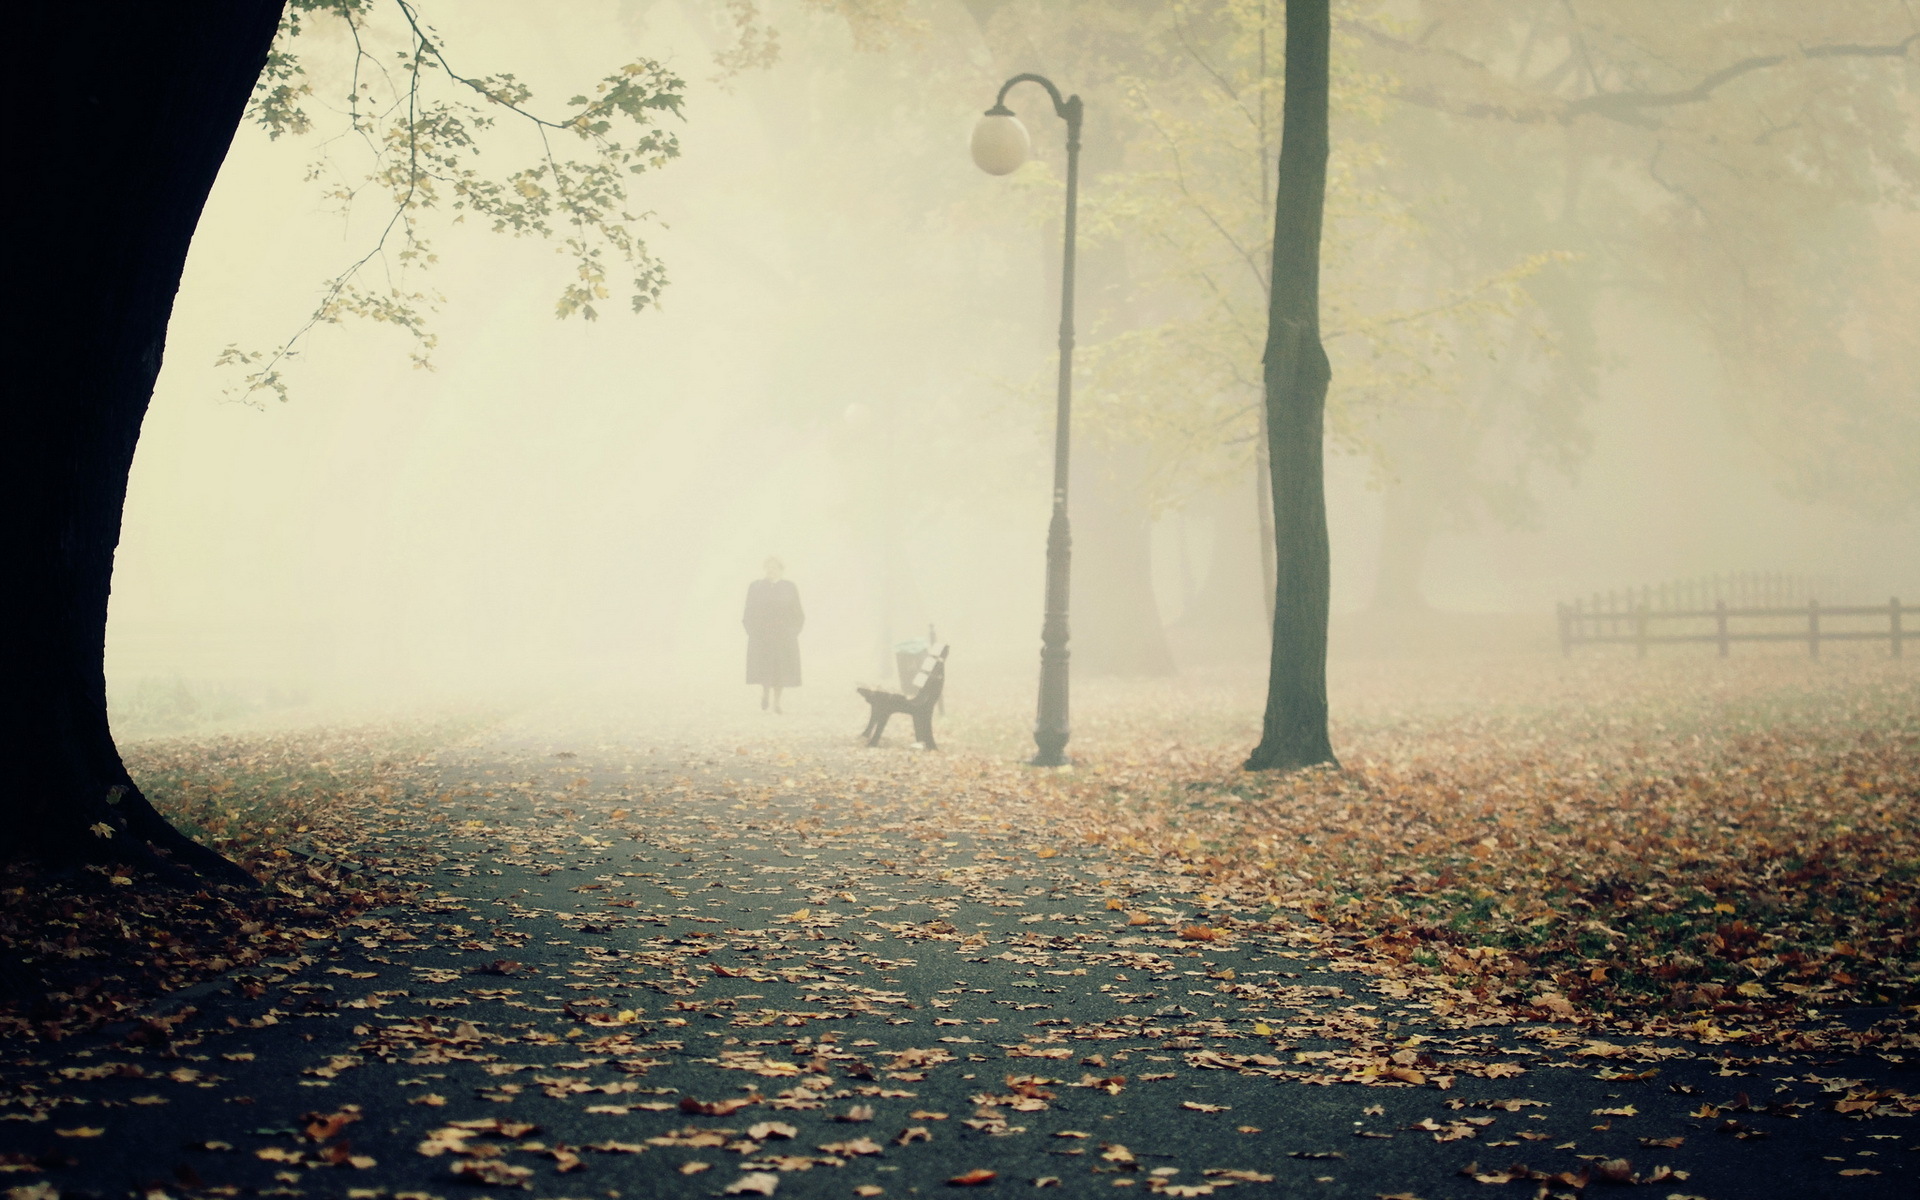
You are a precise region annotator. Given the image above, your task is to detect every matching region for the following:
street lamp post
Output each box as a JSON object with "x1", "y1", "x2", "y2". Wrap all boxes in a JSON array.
[{"x1": 972, "y1": 74, "x2": 1082, "y2": 769}]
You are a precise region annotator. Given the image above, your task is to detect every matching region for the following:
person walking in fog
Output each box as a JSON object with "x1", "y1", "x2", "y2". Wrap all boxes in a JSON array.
[{"x1": 744, "y1": 557, "x2": 804, "y2": 713}]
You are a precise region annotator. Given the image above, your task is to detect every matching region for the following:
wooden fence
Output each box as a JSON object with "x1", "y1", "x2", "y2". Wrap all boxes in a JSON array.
[{"x1": 1558, "y1": 574, "x2": 1912, "y2": 657}]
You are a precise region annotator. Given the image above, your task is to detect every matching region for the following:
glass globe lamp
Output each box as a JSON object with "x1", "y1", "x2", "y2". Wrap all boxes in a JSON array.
[{"x1": 970, "y1": 106, "x2": 1029, "y2": 175}]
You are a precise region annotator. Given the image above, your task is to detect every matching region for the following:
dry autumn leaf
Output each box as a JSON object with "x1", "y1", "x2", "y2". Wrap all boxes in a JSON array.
[
  {"x1": 818, "y1": 1138, "x2": 884, "y2": 1156},
  {"x1": 450, "y1": 1160, "x2": 534, "y2": 1186},
  {"x1": 1204, "y1": 1170, "x2": 1275, "y2": 1183},
  {"x1": 681, "y1": 1095, "x2": 759, "y2": 1116},
  {"x1": 725, "y1": 1173, "x2": 782, "y2": 1196}
]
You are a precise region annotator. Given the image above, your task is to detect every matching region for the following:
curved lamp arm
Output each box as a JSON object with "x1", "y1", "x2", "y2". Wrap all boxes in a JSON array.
[
  {"x1": 973, "y1": 73, "x2": 1081, "y2": 177},
  {"x1": 989, "y1": 73, "x2": 1075, "y2": 122}
]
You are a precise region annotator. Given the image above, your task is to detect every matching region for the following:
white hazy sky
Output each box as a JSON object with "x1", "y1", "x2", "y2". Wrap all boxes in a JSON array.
[{"x1": 108, "y1": 0, "x2": 1920, "y2": 711}]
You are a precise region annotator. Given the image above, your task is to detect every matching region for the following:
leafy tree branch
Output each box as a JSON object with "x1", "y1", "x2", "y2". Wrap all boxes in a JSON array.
[{"x1": 219, "y1": 0, "x2": 686, "y2": 404}]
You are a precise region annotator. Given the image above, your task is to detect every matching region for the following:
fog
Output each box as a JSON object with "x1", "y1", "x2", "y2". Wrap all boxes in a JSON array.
[{"x1": 105, "y1": 0, "x2": 1920, "y2": 730}]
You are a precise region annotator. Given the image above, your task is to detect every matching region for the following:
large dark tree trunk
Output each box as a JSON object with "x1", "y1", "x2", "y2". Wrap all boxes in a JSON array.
[
  {"x1": 3, "y1": 1, "x2": 283, "y2": 879},
  {"x1": 1246, "y1": 0, "x2": 1338, "y2": 772}
]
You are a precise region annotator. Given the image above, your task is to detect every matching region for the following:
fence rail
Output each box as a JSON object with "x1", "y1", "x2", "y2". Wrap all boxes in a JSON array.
[{"x1": 1558, "y1": 597, "x2": 1912, "y2": 657}]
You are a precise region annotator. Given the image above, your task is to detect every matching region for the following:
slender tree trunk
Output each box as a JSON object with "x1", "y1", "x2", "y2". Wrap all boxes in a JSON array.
[
  {"x1": 2, "y1": 1, "x2": 283, "y2": 879},
  {"x1": 1246, "y1": 0, "x2": 1338, "y2": 772}
]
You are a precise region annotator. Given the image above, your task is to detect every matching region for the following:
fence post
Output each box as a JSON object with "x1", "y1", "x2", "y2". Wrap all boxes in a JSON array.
[
  {"x1": 1558, "y1": 602, "x2": 1571, "y2": 656},
  {"x1": 1636, "y1": 602, "x2": 1649, "y2": 659},
  {"x1": 1893, "y1": 597, "x2": 1904, "y2": 659},
  {"x1": 1808, "y1": 598, "x2": 1820, "y2": 659},
  {"x1": 1716, "y1": 599, "x2": 1729, "y2": 658}
]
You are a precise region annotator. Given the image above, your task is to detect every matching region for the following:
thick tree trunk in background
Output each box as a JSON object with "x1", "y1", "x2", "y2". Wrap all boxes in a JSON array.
[
  {"x1": 2, "y1": 2, "x2": 283, "y2": 878},
  {"x1": 1371, "y1": 478, "x2": 1437, "y2": 612},
  {"x1": 1246, "y1": 0, "x2": 1338, "y2": 772},
  {"x1": 1169, "y1": 478, "x2": 1269, "y2": 666},
  {"x1": 1072, "y1": 445, "x2": 1177, "y2": 677}
]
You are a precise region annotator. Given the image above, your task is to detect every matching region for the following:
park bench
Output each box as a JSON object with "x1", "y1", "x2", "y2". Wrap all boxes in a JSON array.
[{"x1": 857, "y1": 644, "x2": 948, "y2": 749}]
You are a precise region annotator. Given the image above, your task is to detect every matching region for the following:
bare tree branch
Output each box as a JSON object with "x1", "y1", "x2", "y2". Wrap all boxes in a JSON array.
[{"x1": 1352, "y1": 21, "x2": 1919, "y2": 128}]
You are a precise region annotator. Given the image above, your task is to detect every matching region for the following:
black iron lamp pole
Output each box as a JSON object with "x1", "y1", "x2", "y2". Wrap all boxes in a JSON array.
[{"x1": 971, "y1": 73, "x2": 1082, "y2": 768}]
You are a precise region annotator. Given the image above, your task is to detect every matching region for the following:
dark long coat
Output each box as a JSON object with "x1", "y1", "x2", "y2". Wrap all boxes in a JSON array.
[{"x1": 743, "y1": 578, "x2": 804, "y2": 686}]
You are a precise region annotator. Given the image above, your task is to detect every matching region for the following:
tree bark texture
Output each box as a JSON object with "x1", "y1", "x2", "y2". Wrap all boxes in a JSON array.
[
  {"x1": 2, "y1": 1, "x2": 284, "y2": 877},
  {"x1": 1246, "y1": 0, "x2": 1339, "y2": 772}
]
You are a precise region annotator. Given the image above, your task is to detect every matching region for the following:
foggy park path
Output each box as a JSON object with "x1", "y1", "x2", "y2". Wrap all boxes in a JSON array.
[{"x1": 4, "y1": 680, "x2": 1915, "y2": 1199}]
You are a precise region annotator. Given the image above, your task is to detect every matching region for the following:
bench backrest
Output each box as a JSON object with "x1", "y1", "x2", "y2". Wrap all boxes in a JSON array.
[{"x1": 909, "y1": 644, "x2": 949, "y2": 700}]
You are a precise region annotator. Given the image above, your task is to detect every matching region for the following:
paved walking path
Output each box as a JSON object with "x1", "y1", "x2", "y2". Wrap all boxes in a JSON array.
[{"x1": 2, "y1": 700, "x2": 1911, "y2": 1199}]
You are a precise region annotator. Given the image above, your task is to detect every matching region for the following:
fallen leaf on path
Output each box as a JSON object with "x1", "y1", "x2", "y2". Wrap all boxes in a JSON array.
[
  {"x1": 818, "y1": 1138, "x2": 883, "y2": 1156},
  {"x1": 724, "y1": 1171, "x2": 781, "y2": 1195},
  {"x1": 1204, "y1": 1170, "x2": 1274, "y2": 1182},
  {"x1": 450, "y1": 1160, "x2": 534, "y2": 1185}
]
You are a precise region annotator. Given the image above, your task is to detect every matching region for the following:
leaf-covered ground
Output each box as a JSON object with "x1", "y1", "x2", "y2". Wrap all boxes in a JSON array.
[
  {"x1": 0, "y1": 654, "x2": 1913, "y2": 1198},
  {"x1": 0, "y1": 719, "x2": 481, "y2": 1041},
  {"x1": 1033, "y1": 656, "x2": 1920, "y2": 1043}
]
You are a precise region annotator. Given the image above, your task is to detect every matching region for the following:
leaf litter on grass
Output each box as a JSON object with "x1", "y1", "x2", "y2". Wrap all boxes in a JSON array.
[{"x1": 1033, "y1": 657, "x2": 1920, "y2": 1048}]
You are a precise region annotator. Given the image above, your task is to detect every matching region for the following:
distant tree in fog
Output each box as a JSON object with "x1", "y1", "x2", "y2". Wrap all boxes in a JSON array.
[
  {"x1": 1364, "y1": 2, "x2": 1920, "y2": 545},
  {"x1": 4, "y1": 0, "x2": 683, "y2": 880}
]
